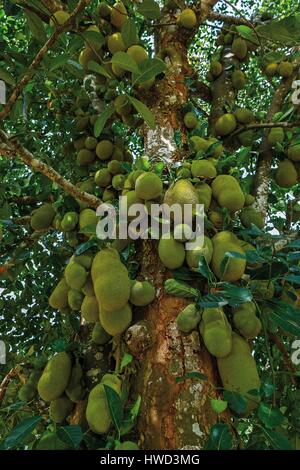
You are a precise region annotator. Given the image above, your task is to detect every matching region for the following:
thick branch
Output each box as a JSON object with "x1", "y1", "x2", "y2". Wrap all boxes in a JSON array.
[
  {"x1": 199, "y1": 0, "x2": 220, "y2": 21},
  {"x1": 208, "y1": 11, "x2": 251, "y2": 26},
  {"x1": 0, "y1": 133, "x2": 101, "y2": 209},
  {"x1": 0, "y1": 0, "x2": 91, "y2": 122},
  {"x1": 230, "y1": 119, "x2": 300, "y2": 138}
]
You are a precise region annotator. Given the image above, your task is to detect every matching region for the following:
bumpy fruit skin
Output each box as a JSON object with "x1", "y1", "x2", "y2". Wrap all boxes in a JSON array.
[
  {"x1": 231, "y1": 37, "x2": 247, "y2": 59},
  {"x1": 184, "y1": 111, "x2": 198, "y2": 129},
  {"x1": 94, "y1": 264, "x2": 131, "y2": 312},
  {"x1": 92, "y1": 322, "x2": 111, "y2": 344},
  {"x1": 287, "y1": 141, "x2": 300, "y2": 162},
  {"x1": 212, "y1": 175, "x2": 245, "y2": 212},
  {"x1": 278, "y1": 61, "x2": 293, "y2": 78},
  {"x1": 100, "y1": 303, "x2": 132, "y2": 336},
  {"x1": 18, "y1": 383, "x2": 36, "y2": 401},
  {"x1": 179, "y1": 8, "x2": 197, "y2": 29},
  {"x1": 215, "y1": 113, "x2": 237, "y2": 136},
  {"x1": 195, "y1": 183, "x2": 212, "y2": 211},
  {"x1": 127, "y1": 45, "x2": 148, "y2": 64},
  {"x1": 191, "y1": 160, "x2": 217, "y2": 179},
  {"x1": 158, "y1": 235, "x2": 186, "y2": 270},
  {"x1": 200, "y1": 307, "x2": 232, "y2": 358},
  {"x1": 275, "y1": 159, "x2": 298, "y2": 187},
  {"x1": 86, "y1": 374, "x2": 122, "y2": 434},
  {"x1": 110, "y1": 2, "x2": 128, "y2": 29},
  {"x1": 50, "y1": 11, "x2": 70, "y2": 27},
  {"x1": 235, "y1": 108, "x2": 254, "y2": 124},
  {"x1": 250, "y1": 280, "x2": 275, "y2": 300},
  {"x1": 176, "y1": 303, "x2": 202, "y2": 333},
  {"x1": 130, "y1": 280, "x2": 156, "y2": 306},
  {"x1": 186, "y1": 235, "x2": 213, "y2": 268},
  {"x1": 173, "y1": 223, "x2": 193, "y2": 242},
  {"x1": 65, "y1": 362, "x2": 85, "y2": 402},
  {"x1": 190, "y1": 135, "x2": 209, "y2": 152},
  {"x1": 68, "y1": 289, "x2": 84, "y2": 311},
  {"x1": 91, "y1": 248, "x2": 120, "y2": 281},
  {"x1": 232, "y1": 69, "x2": 246, "y2": 90},
  {"x1": 240, "y1": 207, "x2": 264, "y2": 229},
  {"x1": 81, "y1": 295, "x2": 99, "y2": 322},
  {"x1": 79, "y1": 208, "x2": 98, "y2": 231},
  {"x1": 77, "y1": 149, "x2": 95, "y2": 166},
  {"x1": 217, "y1": 333, "x2": 261, "y2": 413},
  {"x1": 210, "y1": 60, "x2": 223, "y2": 78},
  {"x1": 49, "y1": 278, "x2": 69, "y2": 310},
  {"x1": 38, "y1": 352, "x2": 72, "y2": 402},
  {"x1": 95, "y1": 168, "x2": 112, "y2": 188},
  {"x1": 164, "y1": 179, "x2": 199, "y2": 210},
  {"x1": 31, "y1": 204, "x2": 55, "y2": 231},
  {"x1": 244, "y1": 194, "x2": 255, "y2": 206},
  {"x1": 233, "y1": 301, "x2": 261, "y2": 339},
  {"x1": 265, "y1": 62, "x2": 278, "y2": 77},
  {"x1": 135, "y1": 172, "x2": 163, "y2": 200},
  {"x1": 49, "y1": 396, "x2": 73, "y2": 423},
  {"x1": 268, "y1": 127, "x2": 284, "y2": 146},
  {"x1": 65, "y1": 261, "x2": 87, "y2": 290},
  {"x1": 115, "y1": 441, "x2": 139, "y2": 450},
  {"x1": 96, "y1": 140, "x2": 114, "y2": 160},
  {"x1": 211, "y1": 231, "x2": 246, "y2": 282},
  {"x1": 61, "y1": 212, "x2": 79, "y2": 231}
]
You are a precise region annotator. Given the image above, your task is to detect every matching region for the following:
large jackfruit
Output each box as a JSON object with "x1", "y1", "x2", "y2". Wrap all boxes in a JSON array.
[
  {"x1": 217, "y1": 333, "x2": 261, "y2": 413},
  {"x1": 211, "y1": 232, "x2": 246, "y2": 281},
  {"x1": 49, "y1": 396, "x2": 73, "y2": 423},
  {"x1": 233, "y1": 301, "x2": 261, "y2": 339},
  {"x1": 158, "y1": 235, "x2": 185, "y2": 270},
  {"x1": 91, "y1": 248, "x2": 120, "y2": 282},
  {"x1": 130, "y1": 280, "x2": 156, "y2": 306},
  {"x1": 287, "y1": 141, "x2": 300, "y2": 162},
  {"x1": 186, "y1": 235, "x2": 213, "y2": 268},
  {"x1": 191, "y1": 160, "x2": 217, "y2": 179},
  {"x1": 164, "y1": 179, "x2": 199, "y2": 210},
  {"x1": 49, "y1": 278, "x2": 69, "y2": 310},
  {"x1": 194, "y1": 183, "x2": 212, "y2": 212},
  {"x1": 65, "y1": 362, "x2": 85, "y2": 402},
  {"x1": 231, "y1": 37, "x2": 247, "y2": 59},
  {"x1": 176, "y1": 303, "x2": 202, "y2": 333},
  {"x1": 31, "y1": 204, "x2": 55, "y2": 231},
  {"x1": 86, "y1": 374, "x2": 122, "y2": 434},
  {"x1": 38, "y1": 352, "x2": 72, "y2": 402},
  {"x1": 215, "y1": 113, "x2": 237, "y2": 136},
  {"x1": 212, "y1": 175, "x2": 245, "y2": 212},
  {"x1": 135, "y1": 172, "x2": 163, "y2": 200},
  {"x1": 94, "y1": 264, "x2": 131, "y2": 312},
  {"x1": 65, "y1": 261, "x2": 87, "y2": 290},
  {"x1": 240, "y1": 207, "x2": 264, "y2": 229},
  {"x1": 81, "y1": 295, "x2": 99, "y2": 322},
  {"x1": 100, "y1": 303, "x2": 132, "y2": 336},
  {"x1": 199, "y1": 307, "x2": 232, "y2": 358},
  {"x1": 275, "y1": 159, "x2": 298, "y2": 187}
]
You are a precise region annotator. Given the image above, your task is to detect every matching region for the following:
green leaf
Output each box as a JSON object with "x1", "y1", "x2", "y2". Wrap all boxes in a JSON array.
[
  {"x1": 219, "y1": 283, "x2": 253, "y2": 307},
  {"x1": 256, "y1": 14, "x2": 300, "y2": 45},
  {"x1": 210, "y1": 399, "x2": 228, "y2": 414},
  {"x1": 262, "y1": 428, "x2": 293, "y2": 450},
  {"x1": 49, "y1": 54, "x2": 71, "y2": 71},
  {"x1": 121, "y1": 19, "x2": 138, "y2": 48},
  {"x1": 2, "y1": 416, "x2": 42, "y2": 449},
  {"x1": 120, "y1": 395, "x2": 141, "y2": 436},
  {"x1": 220, "y1": 251, "x2": 246, "y2": 279},
  {"x1": 283, "y1": 274, "x2": 300, "y2": 285},
  {"x1": 258, "y1": 403, "x2": 285, "y2": 429},
  {"x1": 75, "y1": 237, "x2": 98, "y2": 255},
  {"x1": 94, "y1": 103, "x2": 115, "y2": 137},
  {"x1": 24, "y1": 10, "x2": 47, "y2": 43},
  {"x1": 223, "y1": 391, "x2": 248, "y2": 415},
  {"x1": 137, "y1": 0, "x2": 161, "y2": 19},
  {"x1": 111, "y1": 52, "x2": 139, "y2": 74},
  {"x1": 120, "y1": 353, "x2": 133, "y2": 371},
  {"x1": 88, "y1": 60, "x2": 112, "y2": 79},
  {"x1": 236, "y1": 25, "x2": 259, "y2": 45},
  {"x1": 261, "y1": 381, "x2": 275, "y2": 398},
  {"x1": 204, "y1": 423, "x2": 233, "y2": 450},
  {"x1": 82, "y1": 30, "x2": 105, "y2": 48},
  {"x1": 193, "y1": 254, "x2": 214, "y2": 283},
  {"x1": 127, "y1": 95, "x2": 155, "y2": 129},
  {"x1": 132, "y1": 58, "x2": 166, "y2": 85},
  {"x1": 269, "y1": 301, "x2": 300, "y2": 336},
  {"x1": 197, "y1": 294, "x2": 228, "y2": 308},
  {"x1": 164, "y1": 278, "x2": 199, "y2": 299},
  {"x1": 103, "y1": 385, "x2": 124, "y2": 434},
  {"x1": 0, "y1": 68, "x2": 16, "y2": 86},
  {"x1": 175, "y1": 372, "x2": 208, "y2": 383},
  {"x1": 56, "y1": 425, "x2": 83, "y2": 449}
]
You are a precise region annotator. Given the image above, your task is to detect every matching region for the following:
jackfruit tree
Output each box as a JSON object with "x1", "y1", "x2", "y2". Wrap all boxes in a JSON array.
[{"x1": 1, "y1": 0, "x2": 300, "y2": 452}]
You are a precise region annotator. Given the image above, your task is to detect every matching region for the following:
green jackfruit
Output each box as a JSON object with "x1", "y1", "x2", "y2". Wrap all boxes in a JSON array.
[
  {"x1": 191, "y1": 159, "x2": 217, "y2": 179},
  {"x1": 268, "y1": 127, "x2": 284, "y2": 146},
  {"x1": 50, "y1": 396, "x2": 73, "y2": 423},
  {"x1": 31, "y1": 204, "x2": 55, "y2": 231},
  {"x1": 200, "y1": 307, "x2": 232, "y2": 358},
  {"x1": 100, "y1": 303, "x2": 132, "y2": 336},
  {"x1": 238, "y1": 129, "x2": 254, "y2": 146},
  {"x1": 94, "y1": 265, "x2": 131, "y2": 312},
  {"x1": 85, "y1": 136, "x2": 98, "y2": 150},
  {"x1": 68, "y1": 289, "x2": 84, "y2": 310},
  {"x1": 240, "y1": 207, "x2": 264, "y2": 229},
  {"x1": 96, "y1": 140, "x2": 114, "y2": 160},
  {"x1": 86, "y1": 374, "x2": 122, "y2": 434},
  {"x1": 233, "y1": 301, "x2": 262, "y2": 339},
  {"x1": 50, "y1": 10, "x2": 70, "y2": 27},
  {"x1": 250, "y1": 280, "x2": 275, "y2": 299},
  {"x1": 215, "y1": 113, "x2": 237, "y2": 136},
  {"x1": 65, "y1": 362, "x2": 85, "y2": 402},
  {"x1": 235, "y1": 108, "x2": 254, "y2": 124},
  {"x1": 79, "y1": 48, "x2": 98, "y2": 69},
  {"x1": 210, "y1": 60, "x2": 223, "y2": 78},
  {"x1": 186, "y1": 235, "x2": 213, "y2": 268},
  {"x1": 135, "y1": 172, "x2": 163, "y2": 200},
  {"x1": 38, "y1": 352, "x2": 72, "y2": 402},
  {"x1": 77, "y1": 149, "x2": 95, "y2": 166},
  {"x1": 184, "y1": 111, "x2": 198, "y2": 129},
  {"x1": 61, "y1": 212, "x2": 79, "y2": 231},
  {"x1": 276, "y1": 159, "x2": 297, "y2": 187},
  {"x1": 18, "y1": 383, "x2": 36, "y2": 402},
  {"x1": 92, "y1": 322, "x2": 111, "y2": 344},
  {"x1": 190, "y1": 135, "x2": 210, "y2": 153},
  {"x1": 73, "y1": 252, "x2": 93, "y2": 270},
  {"x1": 209, "y1": 210, "x2": 223, "y2": 228},
  {"x1": 278, "y1": 61, "x2": 293, "y2": 78},
  {"x1": 130, "y1": 280, "x2": 156, "y2": 306},
  {"x1": 164, "y1": 180, "x2": 199, "y2": 209},
  {"x1": 179, "y1": 8, "x2": 197, "y2": 29},
  {"x1": 244, "y1": 194, "x2": 255, "y2": 206},
  {"x1": 194, "y1": 183, "x2": 212, "y2": 211},
  {"x1": 81, "y1": 295, "x2": 99, "y2": 322},
  {"x1": 110, "y1": 2, "x2": 128, "y2": 29},
  {"x1": 95, "y1": 168, "x2": 112, "y2": 188},
  {"x1": 232, "y1": 37, "x2": 247, "y2": 59},
  {"x1": 91, "y1": 248, "x2": 120, "y2": 282},
  {"x1": 265, "y1": 62, "x2": 278, "y2": 77},
  {"x1": 212, "y1": 175, "x2": 245, "y2": 212},
  {"x1": 108, "y1": 160, "x2": 125, "y2": 175},
  {"x1": 158, "y1": 235, "x2": 185, "y2": 270},
  {"x1": 79, "y1": 208, "x2": 98, "y2": 231},
  {"x1": 107, "y1": 32, "x2": 126, "y2": 54},
  {"x1": 173, "y1": 223, "x2": 193, "y2": 242},
  {"x1": 211, "y1": 233, "x2": 246, "y2": 281},
  {"x1": 217, "y1": 333, "x2": 260, "y2": 413},
  {"x1": 115, "y1": 441, "x2": 139, "y2": 450},
  {"x1": 176, "y1": 303, "x2": 202, "y2": 333},
  {"x1": 127, "y1": 45, "x2": 148, "y2": 64},
  {"x1": 232, "y1": 69, "x2": 246, "y2": 89},
  {"x1": 287, "y1": 141, "x2": 300, "y2": 162},
  {"x1": 65, "y1": 262, "x2": 87, "y2": 290},
  {"x1": 206, "y1": 137, "x2": 224, "y2": 158},
  {"x1": 98, "y1": 2, "x2": 111, "y2": 17},
  {"x1": 49, "y1": 278, "x2": 69, "y2": 310},
  {"x1": 112, "y1": 174, "x2": 126, "y2": 190},
  {"x1": 82, "y1": 275, "x2": 95, "y2": 297}
]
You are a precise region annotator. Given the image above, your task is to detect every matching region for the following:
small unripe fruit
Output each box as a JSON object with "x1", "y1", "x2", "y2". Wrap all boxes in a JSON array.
[{"x1": 178, "y1": 8, "x2": 197, "y2": 29}]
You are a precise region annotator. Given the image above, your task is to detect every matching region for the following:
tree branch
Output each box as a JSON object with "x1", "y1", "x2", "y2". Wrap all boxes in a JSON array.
[
  {"x1": 199, "y1": 0, "x2": 220, "y2": 21},
  {"x1": 208, "y1": 11, "x2": 251, "y2": 26},
  {"x1": 0, "y1": 132, "x2": 101, "y2": 209},
  {"x1": 0, "y1": 367, "x2": 19, "y2": 403},
  {"x1": 0, "y1": 0, "x2": 91, "y2": 122},
  {"x1": 230, "y1": 119, "x2": 300, "y2": 138}
]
